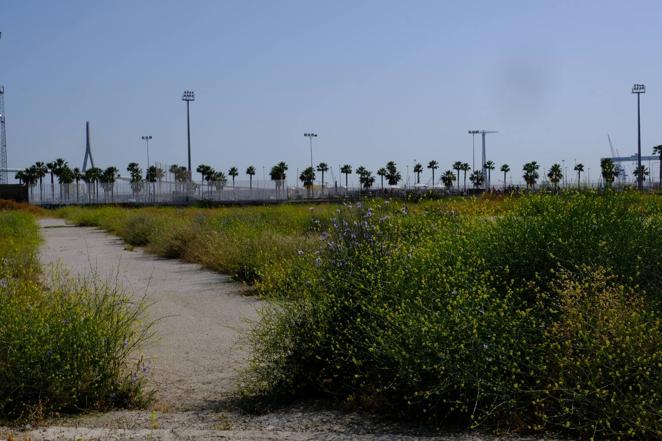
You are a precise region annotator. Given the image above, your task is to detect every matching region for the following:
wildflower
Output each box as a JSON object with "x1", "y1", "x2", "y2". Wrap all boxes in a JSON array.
[
  {"x1": 315, "y1": 257, "x2": 322, "y2": 267},
  {"x1": 321, "y1": 231, "x2": 329, "y2": 240},
  {"x1": 297, "y1": 250, "x2": 304, "y2": 256}
]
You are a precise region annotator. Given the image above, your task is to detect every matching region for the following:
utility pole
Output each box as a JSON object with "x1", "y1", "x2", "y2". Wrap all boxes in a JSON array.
[
  {"x1": 304, "y1": 133, "x2": 317, "y2": 169},
  {"x1": 632, "y1": 84, "x2": 645, "y2": 190}
]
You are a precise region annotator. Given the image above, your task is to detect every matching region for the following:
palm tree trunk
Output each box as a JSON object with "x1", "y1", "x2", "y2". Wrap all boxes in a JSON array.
[
  {"x1": 345, "y1": 174, "x2": 348, "y2": 193},
  {"x1": 504, "y1": 172, "x2": 507, "y2": 190}
]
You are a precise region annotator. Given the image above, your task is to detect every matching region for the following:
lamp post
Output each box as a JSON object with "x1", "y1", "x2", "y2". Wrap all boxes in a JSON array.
[
  {"x1": 182, "y1": 90, "x2": 195, "y2": 183},
  {"x1": 468, "y1": 130, "x2": 479, "y2": 171},
  {"x1": 304, "y1": 133, "x2": 317, "y2": 169},
  {"x1": 141, "y1": 135, "x2": 152, "y2": 169},
  {"x1": 632, "y1": 84, "x2": 645, "y2": 190}
]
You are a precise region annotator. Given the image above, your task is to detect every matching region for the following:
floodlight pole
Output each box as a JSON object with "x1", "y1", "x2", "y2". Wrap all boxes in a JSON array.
[
  {"x1": 182, "y1": 90, "x2": 195, "y2": 183},
  {"x1": 632, "y1": 84, "x2": 645, "y2": 190},
  {"x1": 141, "y1": 135, "x2": 152, "y2": 169},
  {"x1": 304, "y1": 133, "x2": 317, "y2": 169},
  {"x1": 468, "y1": 130, "x2": 479, "y2": 171}
]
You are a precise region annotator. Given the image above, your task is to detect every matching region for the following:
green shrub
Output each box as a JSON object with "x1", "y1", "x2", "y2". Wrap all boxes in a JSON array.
[
  {"x1": 244, "y1": 198, "x2": 662, "y2": 439},
  {"x1": 0, "y1": 211, "x2": 152, "y2": 420}
]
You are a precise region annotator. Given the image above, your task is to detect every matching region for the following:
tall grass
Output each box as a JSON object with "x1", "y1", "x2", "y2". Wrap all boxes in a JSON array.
[
  {"x1": 58, "y1": 204, "x2": 334, "y2": 286},
  {"x1": 58, "y1": 194, "x2": 662, "y2": 438},
  {"x1": 0, "y1": 210, "x2": 151, "y2": 420},
  {"x1": 244, "y1": 193, "x2": 661, "y2": 439}
]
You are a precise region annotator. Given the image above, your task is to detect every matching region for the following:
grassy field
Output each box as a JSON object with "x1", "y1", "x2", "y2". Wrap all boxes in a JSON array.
[
  {"x1": 59, "y1": 192, "x2": 662, "y2": 439},
  {"x1": 0, "y1": 207, "x2": 151, "y2": 421}
]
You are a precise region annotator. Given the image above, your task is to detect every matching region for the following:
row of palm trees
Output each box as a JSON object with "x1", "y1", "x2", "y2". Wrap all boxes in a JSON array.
[{"x1": 16, "y1": 144, "x2": 662, "y2": 202}]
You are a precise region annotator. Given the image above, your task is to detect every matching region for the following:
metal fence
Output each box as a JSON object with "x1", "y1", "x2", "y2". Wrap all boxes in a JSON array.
[{"x1": 22, "y1": 177, "x2": 662, "y2": 206}]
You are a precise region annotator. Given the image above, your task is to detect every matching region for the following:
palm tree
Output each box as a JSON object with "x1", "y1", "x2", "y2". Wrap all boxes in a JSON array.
[
  {"x1": 145, "y1": 166, "x2": 159, "y2": 200},
  {"x1": 73, "y1": 167, "x2": 82, "y2": 202},
  {"x1": 100, "y1": 166, "x2": 119, "y2": 202},
  {"x1": 441, "y1": 170, "x2": 456, "y2": 189},
  {"x1": 228, "y1": 166, "x2": 239, "y2": 188},
  {"x1": 485, "y1": 160, "x2": 495, "y2": 189},
  {"x1": 574, "y1": 163, "x2": 584, "y2": 189},
  {"x1": 17, "y1": 167, "x2": 37, "y2": 199},
  {"x1": 154, "y1": 166, "x2": 165, "y2": 195},
  {"x1": 428, "y1": 160, "x2": 440, "y2": 187},
  {"x1": 316, "y1": 162, "x2": 329, "y2": 190},
  {"x1": 84, "y1": 167, "x2": 103, "y2": 202},
  {"x1": 14, "y1": 170, "x2": 25, "y2": 186},
  {"x1": 357, "y1": 167, "x2": 374, "y2": 191},
  {"x1": 469, "y1": 170, "x2": 485, "y2": 188},
  {"x1": 385, "y1": 161, "x2": 402, "y2": 187},
  {"x1": 34, "y1": 161, "x2": 47, "y2": 200},
  {"x1": 633, "y1": 165, "x2": 649, "y2": 187},
  {"x1": 452, "y1": 161, "x2": 463, "y2": 189},
  {"x1": 547, "y1": 163, "x2": 563, "y2": 191},
  {"x1": 413, "y1": 163, "x2": 423, "y2": 184},
  {"x1": 169, "y1": 164, "x2": 181, "y2": 191},
  {"x1": 246, "y1": 165, "x2": 256, "y2": 191},
  {"x1": 46, "y1": 161, "x2": 57, "y2": 200},
  {"x1": 212, "y1": 171, "x2": 227, "y2": 192},
  {"x1": 299, "y1": 166, "x2": 315, "y2": 196},
  {"x1": 500, "y1": 164, "x2": 510, "y2": 190},
  {"x1": 340, "y1": 164, "x2": 352, "y2": 191},
  {"x1": 270, "y1": 162, "x2": 288, "y2": 195},
  {"x1": 653, "y1": 145, "x2": 662, "y2": 189},
  {"x1": 203, "y1": 167, "x2": 216, "y2": 197},
  {"x1": 377, "y1": 168, "x2": 386, "y2": 191},
  {"x1": 461, "y1": 162, "x2": 470, "y2": 192},
  {"x1": 196, "y1": 164, "x2": 212, "y2": 195},
  {"x1": 600, "y1": 158, "x2": 618, "y2": 189},
  {"x1": 522, "y1": 161, "x2": 540, "y2": 190},
  {"x1": 58, "y1": 165, "x2": 75, "y2": 201},
  {"x1": 53, "y1": 158, "x2": 67, "y2": 200},
  {"x1": 127, "y1": 162, "x2": 144, "y2": 198}
]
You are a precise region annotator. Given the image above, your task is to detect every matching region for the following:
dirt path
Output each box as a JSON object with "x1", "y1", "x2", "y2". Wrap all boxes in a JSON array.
[
  {"x1": 13, "y1": 219, "x2": 550, "y2": 440},
  {"x1": 38, "y1": 218, "x2": 259, "y2": 411}
]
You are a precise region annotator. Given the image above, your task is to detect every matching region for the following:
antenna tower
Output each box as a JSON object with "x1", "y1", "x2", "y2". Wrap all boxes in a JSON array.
[{"x1": 0, "y1": 86, "x2": 7, "y2": 184}]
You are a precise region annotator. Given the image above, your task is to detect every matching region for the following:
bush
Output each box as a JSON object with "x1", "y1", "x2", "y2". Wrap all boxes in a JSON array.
[
  {"x1": 244, "y1": 196, "x2": 662, "y2": 439},
  {"x1": 0, "y1": 211, "x2": 152, "y2": 420}
]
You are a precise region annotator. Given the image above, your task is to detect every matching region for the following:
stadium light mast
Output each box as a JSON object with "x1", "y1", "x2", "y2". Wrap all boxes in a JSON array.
[
  {"x1": 141, "y1": 135, "x2": 152, "y2": 169},
  {"x1": 304, "y1": 132, "x2": 317, "y2": 169},
  {"x1": 632, "y1": 84, "x2": 645, "y2": 190},
  {"x1": 182, "y1": 90, "x2": 195, "y2": 182},
  {"x1": 468, "y1": 130, "x2": 479, "y2": 171}
]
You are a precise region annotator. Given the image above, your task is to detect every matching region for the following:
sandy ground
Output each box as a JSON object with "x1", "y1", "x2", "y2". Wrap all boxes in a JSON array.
[{"x1": 1, "y1": 219, "x2": 555, "y2": 440}]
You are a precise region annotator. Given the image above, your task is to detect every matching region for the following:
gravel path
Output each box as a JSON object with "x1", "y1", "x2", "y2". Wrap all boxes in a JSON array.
[{"x1": 7, "y1": 219, "x2": 554, "y2": 441}]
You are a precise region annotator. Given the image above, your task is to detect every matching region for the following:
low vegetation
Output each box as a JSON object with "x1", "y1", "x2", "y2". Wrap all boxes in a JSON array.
[
  {"x1": 0, "y1": 208, "x2": 151, "y2": 420},
  {"x1": 59, "y1": 193, "x2": 662, "y2": 439}
]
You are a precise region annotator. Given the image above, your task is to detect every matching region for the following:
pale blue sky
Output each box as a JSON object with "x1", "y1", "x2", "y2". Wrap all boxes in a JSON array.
[{"x1": 2, "y1": 0, "x2": 661, "y2": 185}]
